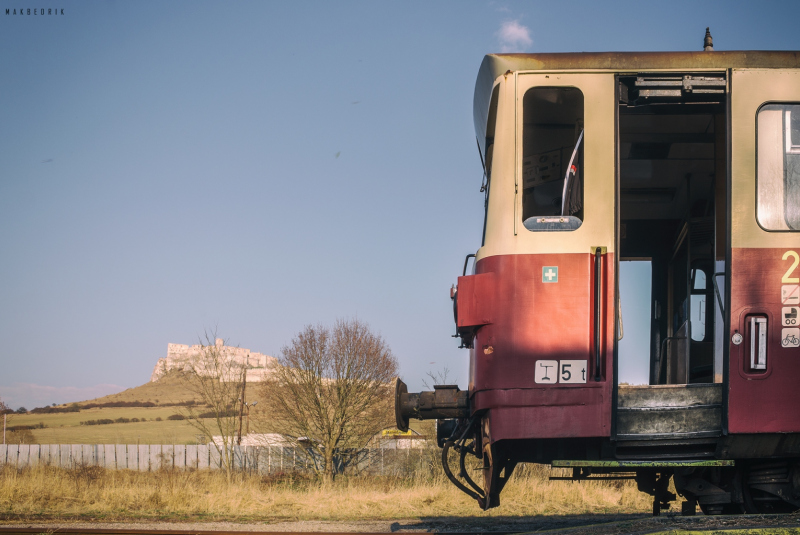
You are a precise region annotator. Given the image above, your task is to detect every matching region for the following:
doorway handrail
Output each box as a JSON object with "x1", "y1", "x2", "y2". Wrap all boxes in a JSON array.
[
  {"x1": 712, "y1": 272, "x2": 725, "y2": 316},
  {"x1": 594, "y1": 247, "x2": 603, "y2": 382},
  {"x1": 561, "y1": 129, "x2": 584, "y2": 217}
]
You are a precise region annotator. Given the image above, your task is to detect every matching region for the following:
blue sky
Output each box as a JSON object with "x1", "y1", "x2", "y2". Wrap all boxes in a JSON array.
[{"x1": 1, "y1": 1, "x2": 798, "y2": 409}]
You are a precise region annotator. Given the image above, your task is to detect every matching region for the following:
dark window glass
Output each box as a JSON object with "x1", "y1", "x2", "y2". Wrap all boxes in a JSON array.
[{"x1": 522, "y1": 87, "x2": 584, "y2": 231}]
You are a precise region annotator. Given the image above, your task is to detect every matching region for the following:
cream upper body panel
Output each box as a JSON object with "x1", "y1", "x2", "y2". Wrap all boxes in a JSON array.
[
  {"x1": 476, "y1": 72, "x2": 616, "y2": 261},
  {"x1": 472, "y1": 56, "x2": 800, "y2": 261},
  {"x1": 731, "y1": 69, "x2": 800, "y2": 248},
  {"x1": 474, "y1": 52, "x2": 800, "y2": 158}
]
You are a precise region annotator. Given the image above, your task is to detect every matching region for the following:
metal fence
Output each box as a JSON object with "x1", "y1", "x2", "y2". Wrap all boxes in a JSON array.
[{"x1": 0, "y1": 443, "x2": 435, "y2": 476}]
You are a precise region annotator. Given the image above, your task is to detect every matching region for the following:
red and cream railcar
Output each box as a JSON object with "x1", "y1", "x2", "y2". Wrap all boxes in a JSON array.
[{"x1": 397, "y1": 36, "x2": 800, "y2": 514}]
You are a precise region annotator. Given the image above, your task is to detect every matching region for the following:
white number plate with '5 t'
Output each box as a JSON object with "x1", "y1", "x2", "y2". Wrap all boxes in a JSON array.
[{"x1": 535, "y1": 360, "x2": 588, "y2": 384}]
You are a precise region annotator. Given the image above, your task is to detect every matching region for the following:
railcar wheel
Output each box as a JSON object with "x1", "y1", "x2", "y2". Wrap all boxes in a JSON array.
[
  {"x1": 742, "y1": 484, "x2": 799, "y2": 514},
  {"x1": 743, "y1": 486, "x2": 799, "y2": 514},
  {"x1": 481, "y1": 441, "x2": 516, "y2": 510},
  {"x1": 742, "y1": 462, "x2": 800, "y2": 514},
  {"x1": 479, "y1": 416, "x2": 517, "y2": 510}
]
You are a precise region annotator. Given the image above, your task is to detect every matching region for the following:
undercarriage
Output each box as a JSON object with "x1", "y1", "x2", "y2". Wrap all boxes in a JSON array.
[{"x1": 395, "y1": 379, "x2": 800, "y2": 514}]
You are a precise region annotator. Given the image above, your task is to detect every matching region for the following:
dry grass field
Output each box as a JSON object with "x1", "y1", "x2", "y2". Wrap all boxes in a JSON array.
[
  {"x1": 1, "y1": 373, "x2": 663, "y2": 521},
  {"x1": 0, "y1": 463, "x2": 654, "y2": 521}
]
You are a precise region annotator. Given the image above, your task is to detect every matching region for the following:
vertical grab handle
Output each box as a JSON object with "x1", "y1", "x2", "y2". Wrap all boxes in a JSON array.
[{"x1": 594, "y1": 247, "x2": 603, "y2": 382}]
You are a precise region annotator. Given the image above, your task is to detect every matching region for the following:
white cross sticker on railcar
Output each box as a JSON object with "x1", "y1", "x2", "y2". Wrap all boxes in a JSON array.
[{"x1": 543, "y1": 266, "x2": 558, "y2": 283}]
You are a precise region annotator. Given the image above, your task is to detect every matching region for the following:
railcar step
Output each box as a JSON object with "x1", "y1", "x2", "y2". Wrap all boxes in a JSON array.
[
  {"x1": 552, "y1": 459, "x2": 734, "y2": 468},
  {"x1": 617, "y1": 383, "x2": 722, "y2": 408},
  {"x1": 616, "y1": 384, "x2": 722, "y2": 437}
]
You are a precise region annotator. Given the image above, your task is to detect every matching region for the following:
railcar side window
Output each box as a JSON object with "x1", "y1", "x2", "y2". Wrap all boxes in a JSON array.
[
  {"x1": 756, "y1": 103, "x2": 800, "y2": 231},
  {"x1": 522, "y1": 87, "x2": 584, "y2": 231}
]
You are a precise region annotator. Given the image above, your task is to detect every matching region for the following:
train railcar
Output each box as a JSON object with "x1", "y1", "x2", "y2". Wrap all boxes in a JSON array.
[{"x1": 396, "y1": 32, "x2": 800, "y2": 515}]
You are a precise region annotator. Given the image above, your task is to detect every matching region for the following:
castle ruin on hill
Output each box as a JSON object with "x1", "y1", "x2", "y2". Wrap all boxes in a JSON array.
[{"x1": 150, "y1": 338, "x2": 277, "y2": 383}]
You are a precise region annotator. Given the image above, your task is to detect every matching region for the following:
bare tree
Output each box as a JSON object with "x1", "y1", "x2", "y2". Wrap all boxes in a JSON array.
[
  {"x1": 261, "y1": 319, "x2": 398, "y2": 484},
  {"x1": 180, "y1": 332, "x2": 246, "y2": 480}
]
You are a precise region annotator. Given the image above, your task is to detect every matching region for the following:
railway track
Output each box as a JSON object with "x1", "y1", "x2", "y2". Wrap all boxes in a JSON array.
[
  {"x1": 1, "y1": 515, "x2": 800, "y2": 535},
  {"x1": 0, "y1": 528, "x2": 514, "y2": 535},
  {"x1": 0, "y1": 529, "x2": 502, "y2": 535},
  {"x1": 0, "y1": 530, "x2": 481, "y2": 535}
]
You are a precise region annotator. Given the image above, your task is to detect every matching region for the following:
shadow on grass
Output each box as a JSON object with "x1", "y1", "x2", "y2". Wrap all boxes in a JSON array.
[
  {"x1": 389, "y1": 512, "x2": 652, "y2": 532},
  {"x1": 390, "y1": 512, "x2": 800, "y2": 534}
]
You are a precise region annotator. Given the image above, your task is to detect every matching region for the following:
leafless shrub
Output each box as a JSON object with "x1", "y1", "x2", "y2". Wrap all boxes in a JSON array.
[{"x1": 66, "y1": 462, "x2": 105, "y2": 492}]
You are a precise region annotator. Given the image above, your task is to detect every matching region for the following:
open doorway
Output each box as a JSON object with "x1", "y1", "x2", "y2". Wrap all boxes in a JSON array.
[
  {"x1": 617, "y1": 73, "x2": 727, "y2": 386},
  {"x1": 614, "y1": 73, "x2": 728, "y2": 447}
]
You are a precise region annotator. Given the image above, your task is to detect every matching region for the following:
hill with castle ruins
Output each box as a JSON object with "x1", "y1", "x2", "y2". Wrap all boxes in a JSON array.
[{"x1": 150, "y1": 338, "x2": 277, "y2": 383}]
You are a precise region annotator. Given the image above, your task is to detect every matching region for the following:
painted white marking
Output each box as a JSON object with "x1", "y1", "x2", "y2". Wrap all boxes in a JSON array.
[
  {"x1": 783, "y1": 307, "x2": 799, "y2": 327},
  {"x1": 559, "y1": 360, "x2": 588, "y2": 384},
  {"x1": 782, "y1": 328, "x2": 800, "y2": 348},
  {"x1": 534, "y1": 360, "x2": 558, "y2": 383},
  {"x1": 782, "y1": 284, "x2": 800, "y2": 306}
]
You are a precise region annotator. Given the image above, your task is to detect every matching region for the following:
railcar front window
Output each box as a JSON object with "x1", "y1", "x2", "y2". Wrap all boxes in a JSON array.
[
  {"x1": 522, "y1": 87, "x2": 584, "y2": 231},
  {"x1": 756, "y1": 103, "x2": 800, "y2": 230}
]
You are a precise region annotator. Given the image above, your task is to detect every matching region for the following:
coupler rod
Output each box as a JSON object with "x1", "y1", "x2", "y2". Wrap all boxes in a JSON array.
[{"x1": 394, "y1": 379, "x2": 470, "y2": 431}]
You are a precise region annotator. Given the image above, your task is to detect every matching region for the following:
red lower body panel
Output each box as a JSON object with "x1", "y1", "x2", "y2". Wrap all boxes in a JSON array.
[
  {"x1": 466, "y1": 253, "x2": 614, "y2": 441},
  {"x1": 729, "y1": 247, "x2": 800, "y2": 434},
  {"x1": 473, "y1": 387, "x2": 607, "y2": 440}
]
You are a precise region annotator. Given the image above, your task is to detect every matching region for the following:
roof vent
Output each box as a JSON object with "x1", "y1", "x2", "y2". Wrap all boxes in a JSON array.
[{"x1": 703, "y1": 27, "x2": 714, "y2": 51}]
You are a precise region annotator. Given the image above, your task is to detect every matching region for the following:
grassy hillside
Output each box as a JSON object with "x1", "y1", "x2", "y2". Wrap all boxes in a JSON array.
[
  {"x1": 11, "y1": 406, "x2": 205, "y2": 444},
  {"x1": 80, "y1": 371, "x2": 201, "y2": 406},
  {"x1": 6, "y1": 373, "x2": 209, "y2": 444}
]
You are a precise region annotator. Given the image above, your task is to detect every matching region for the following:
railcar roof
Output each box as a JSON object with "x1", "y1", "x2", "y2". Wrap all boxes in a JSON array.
[{"x1": 474, "y1": 50, "x2": 800, "y2": 157}]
